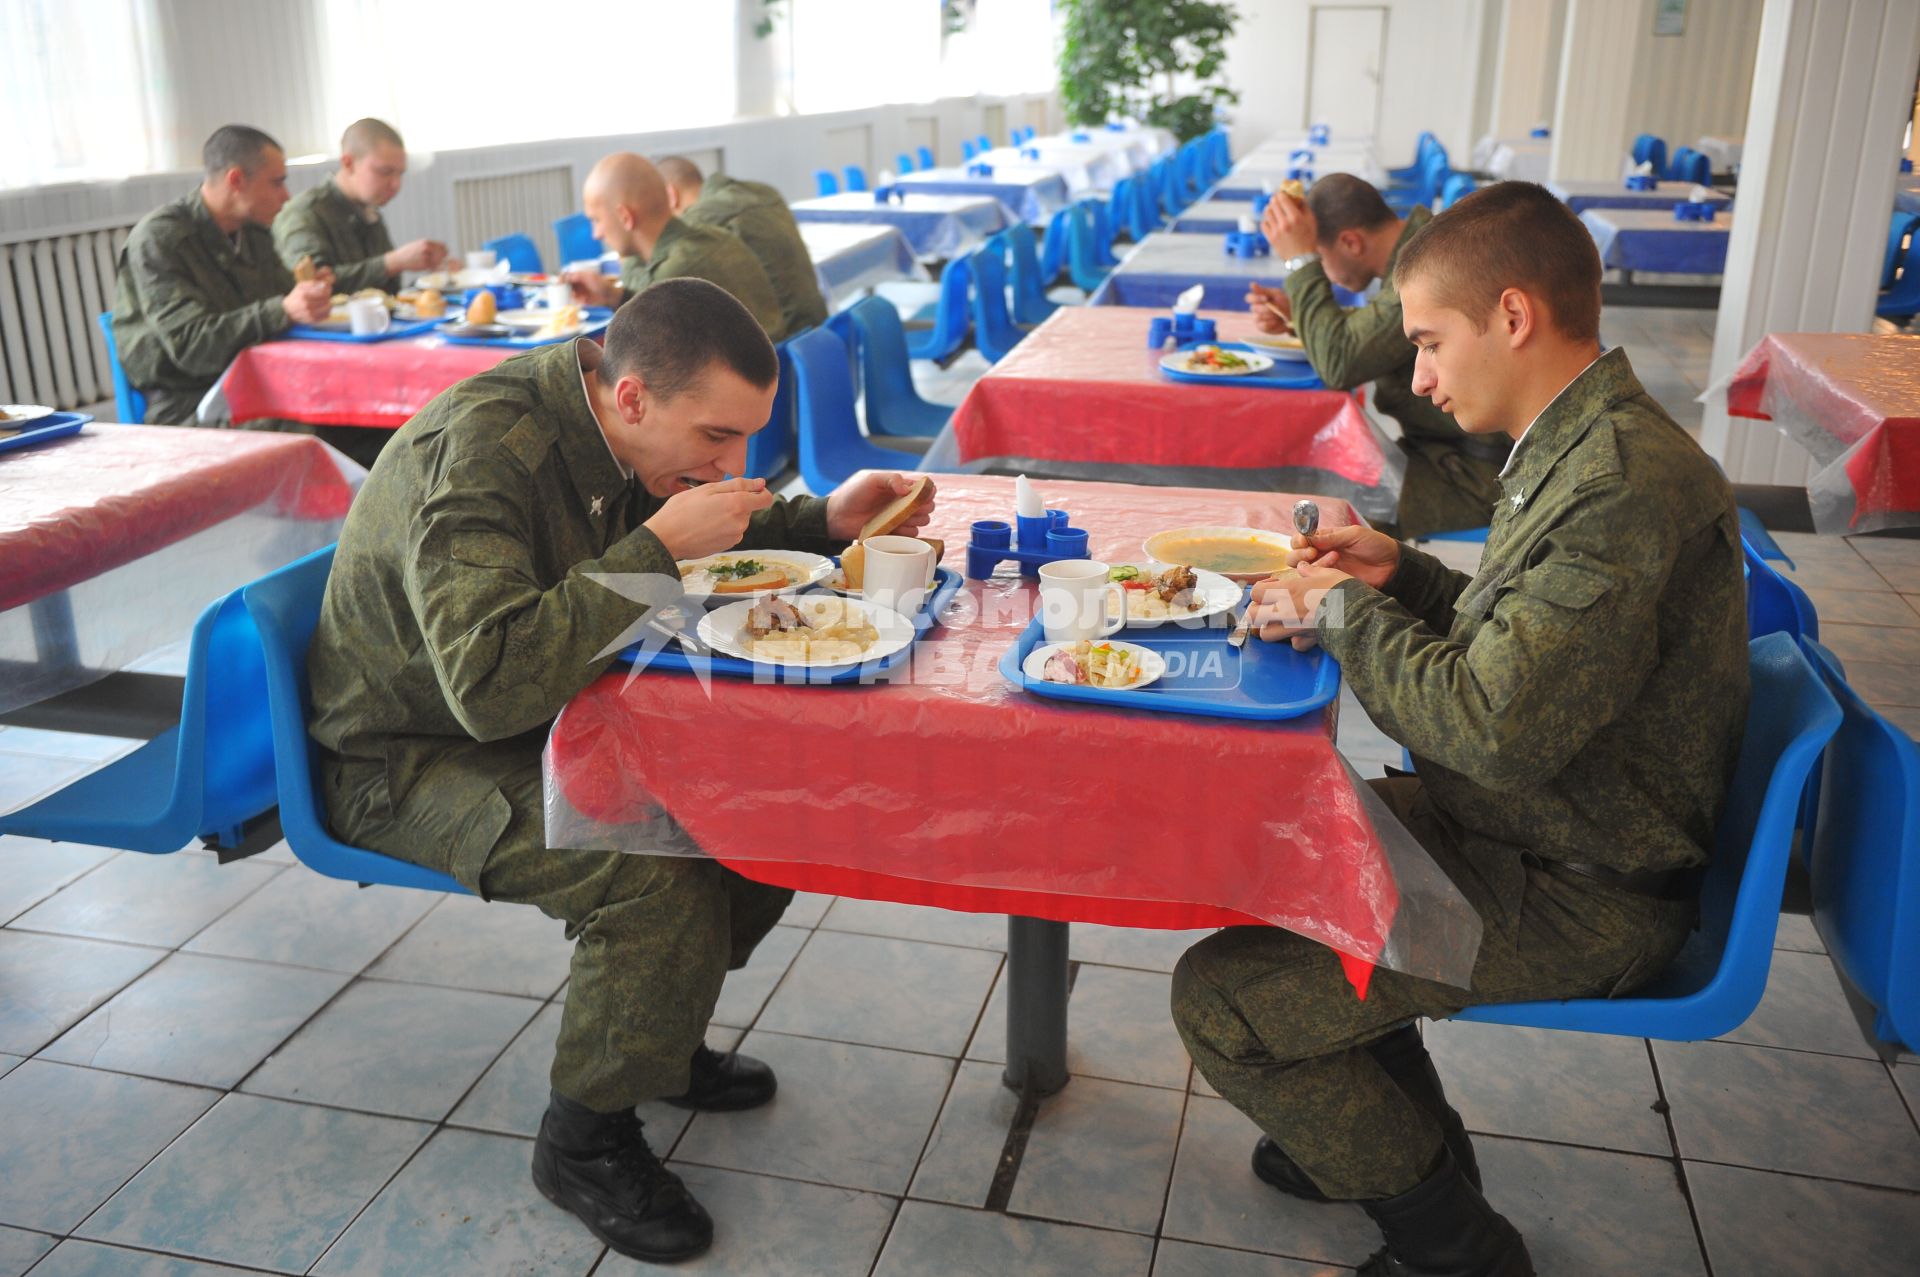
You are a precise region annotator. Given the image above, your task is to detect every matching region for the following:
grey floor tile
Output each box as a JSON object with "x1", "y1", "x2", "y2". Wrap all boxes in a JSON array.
[
  {"x1": 780, "y1": 892, "x2": 835, "y2": 928},
  {"x1": 1423, "y1": 1020, "x2": 1672, "y2": 1155},
  {"x1": 1896, "y1": 1062, "x2": 1919, "y2": 1116},
  {"x1": 756, "y1": 930, "x2": 999, "y2": 1057},
  {"x1": 1820, "y1": 622, "x2": 1920, "y2": 667},
  {"x1": 1476, "y1": 1136, "x2": 1705, "y2": 1276},
  {"x1": 1655, "y1": 1039, "x2": 1920, "y2": 1188},
  {"x1": 1881, "y1": 702, "x2": 1920, "y2": 739},
  {"x1": 243, "y1": 979, "x2": 538, "y2": 1121},
  {"x1": 77, "y1": 1093, "x2": 430, "y2": 1273},
  {"x1": 1161, "y1": 1097, "x2": 1379, "y2": 1267},
  {"x1": 0, "y1": 838, "x2": 116, "y2": 924},
  {"x1": 1070, "y1": 924, "x2": 1218, "y2": 974},
  {"x1": 968, "y1": 966, "x2": 1189, "y2": 1092},
  {"x1": 0, "y1": 930, "x2": 164, "y2": 1055},
  {"x1": 820, "y1": 897, "x2": 1007, "y2": 951},
  {"x1": 20, "y1": 1239, "x2": 262, "y2": 1276},
  {"x1": 1008, "y1": 1075, "x2": 1185, "y2": 1235},
  {"x1": 873, "y1": 1201, "x2": 1154, "y2": 1277},
  {"x1": 1804, "y1": 588, "x2": 1920, "y2": 628},
  {"x1": 0, "y1": 1227, "x2": 53, "y2": 1277},
  {"x1": 1777, "y1": 554, "x2": 1895, "y2": 594},
  {"x1": 1152, "y1": 1240, "x2": 1350, "y2": 1276},
  {"x1": 1715, "y1": 948, "x2": 1880, "y2": 1059},
  {"x1": 248, "y1": 838, "x2": 298, "y2": 865},
  {"x1": 597, "y1": 1165, "x2": 899, "y2": 1276},
  {"x1": 1834, "y1": 660, "x2": 1920, "y2": 708},
  {"x1": 1688, "y1": 1160, "x2": 1920, "y2": 1277},
  {"x1": 0, "y1": 1055, "x2": 18, "y2": 1080},
  {"x1": 908, "y1": 1060, "x2": 1020, "y2": 1208},
  {"x1": 311, "y1": 1128, "x2": 600, "y2": 1277},
  {"x1": 1848, "y1": 536, "x2": 1920, "y2": 570},
  {"x1": 710, "y1": 925, "x2": 809, "y2": 1029},
  {"x1": 8, "y1": 852, "x2": 279, "y2": 949},
  {"x1": 183, "y1": 871, "x2": 439, "y2": 973},
  {"x1": 40, "y1": 953, "x2": 349, "y2": 1088},
  {"x1": 364, "y1": 894, "x2": 572, "y2": 999},
  {"x1": 673, "y1": 1030, "x2": 954, "y2": 1195},
  {"x1": 1772, "y1": 911, "x2": 1825, "y2": 954},
  {"x1": 0, "y1": 1060, "x2": 216, "y2": 1233}
]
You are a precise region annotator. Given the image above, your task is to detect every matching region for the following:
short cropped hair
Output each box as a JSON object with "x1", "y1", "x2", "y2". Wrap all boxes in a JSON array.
[
  {"x1": 656, "y1": 155, "x2": 705, "y2": 191},
  {"x1": 1393, "y1": 181, "x2": 1602, "y2": 342},
  {"x1": 342, "y1": 118, "x2": 405, "y2": 157},
  {"x1": 603, "y1": 278, "x2": 777, "y2": 400},
  {"x1": 203, "y1": 125, "x2": 282, "y2": 179},
  {"x1": 1305, "y1": 173, "x2": 1396, "y2": 244}
]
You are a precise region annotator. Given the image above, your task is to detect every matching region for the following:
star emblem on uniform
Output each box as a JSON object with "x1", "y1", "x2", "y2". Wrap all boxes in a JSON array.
[
  {"x1": 1510, "y1": 491, "x2": 1525, "y2": 508},
  {"x1": 590, "y1": 495, "x2": 605, "y2": 517}
]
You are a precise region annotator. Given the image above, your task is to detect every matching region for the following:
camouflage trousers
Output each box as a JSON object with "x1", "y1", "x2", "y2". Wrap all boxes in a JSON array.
[
  {"x1": 1170, "y1": 778, "x2": 1693, "y2": 1201},
  {"x1": 327, "y1": 743, "x2": 792, "y2": 1113},
  {"x1": 1386, "y1": 443, "x2": 1506, "y2": 541}
]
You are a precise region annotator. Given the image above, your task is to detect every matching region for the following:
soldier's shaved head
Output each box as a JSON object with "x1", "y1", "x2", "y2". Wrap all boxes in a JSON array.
[
  {"x1": 656, "y1": 156, "x2": 705, "y2": 205},
  {"x1": 203, "y1": 125, "x2": 282, "y2": 179},
  {"x1": 583, "y1": 153, "x2": 673, "y2": 257},
  {"x1": 342, "y1": 118, "x2": 405, "y2": 158}
]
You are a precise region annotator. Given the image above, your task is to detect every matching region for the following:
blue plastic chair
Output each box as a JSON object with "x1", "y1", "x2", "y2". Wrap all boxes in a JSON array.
[
  {"x1": 1744, "y1": 536, "x2": 1819, "y2": 643},
  {"x1": 1455, "y1": 633, "x2": 1841, "y2": 1040},
  {"x1": 483, "y1": 233, "x2": 542, "y2": 274},
  {"x1": 1884, "y1": 214, "x2": 1920, "y2": 290},
  {"x1": 1003, "y1": 222, "x2": 1059, "y2": 327},
  {"x1": 742, "y1": 336, "x2": 798, "y2": 479},
  {"x1": 903, "y1": 255, "x2": 973, "y2": 362},
  {"x1": 0, "y1": 588, "x2": 277, "y2": 854},
  {"x1": 845, "y1": 297, "x2": 952, "y2": 438},
  {"x1": 1667, "y1": 147, "x2": 1711, "y2": 186},
  {"x1": 1878, "y1": 228, "x2": 1920, "y2": 320},
  {"x1": 242, "y1": 546, "x2": 468, "y2": 894},
  {"x1": 1154, "y1": 157, "x2": 1189, "y2": 218},
  {"x1": 1086, "y1": 199, "x2": 1120, "y2": 268},
  {"x1": 790, "y1": 326, "x2": 920, "y2": 493},
  {"x1": 1039, "y1": 206, "x2": 1072, "y2": 285},
  {"x1": 895, "y1": 152, "x2": 915, "y2": 175},
  {"x1": 1631, "y1": 134, "x2": 1669, "y2": 178},
  {"x1": 917, "y1": 145, "x2": 934, "y2": 170},
  {"x1": 843, "y1": 165, "x2": 868, "y2": 193},
  {"x1": 552, "y1": 212, "x2": 603, "y2": 267},
  {"x1": 1388, "y1": 132, "x2": 1439, "y2": 182},
  {"x1": 961, "y1": 140, "x2": 978, "y2": 162},
  {"x1": 814, "y1": 169, "x2": 839, "y2": 196},
  {"x1": 975, "y1": 134, "x2": 992, "y2": 154},
  {"x1": 96, "y1": 311, "x2": 147, "y2": 424},
  {"x1": 1802, "y1": 638, "x2": 1920, "y2": 1051},
  {"x1": 1439, "y1": 173, "x2": 1477, "y2": 209},
  {"x1": 967, "y1": 238, "x2": 1029, "y2": 364},
  {"x1": 1064, "y1": 202, "x2": 1111, "y2": 294},
  {"x1": 1388, "y1": 149, "x2": 1450, "y2": 212},
  {"x1": 1388, "y1": 140, "x2": 1447, "y2": 193},
  {"x1": 1419, "y1": 526, "x2": 1490, "y2": 544}
]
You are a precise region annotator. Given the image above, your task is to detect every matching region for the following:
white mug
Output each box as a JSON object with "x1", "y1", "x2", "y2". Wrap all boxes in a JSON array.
[
  {"x1": 862, "y1": 535, "x2": 936, "y2": 615},
  {"x1": 542, "y1": 281, "x2": 573, "y2": 310},
  {"x1": 346, "y1": 296, "x2": 390, "y2": 336},
  {"x1": 464, "y1": 249, "x2": 498, "y2": 272},
  {"x1": 1038, "y1": 559, "x2": 1126, "y2": 643}
]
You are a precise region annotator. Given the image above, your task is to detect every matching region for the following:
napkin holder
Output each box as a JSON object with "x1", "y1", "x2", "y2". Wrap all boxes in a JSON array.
[
  {"x1": 1104, "y1": 122, "x2": 1126, "y2": 132},
  {"x1": 1308, "y1": 124, "x2": 1331, "y2": 145},
  {"x1": 1529, "y1": 126, "x2": 1551, "y2": 139},
  {"x1": 967, "y1": 512, "x2": 1091, "y2": 580},
  {"x1": 1149, "y1": 313, "x2": 1218, "y2": 348},
  {"x1": 1021, "y1": 146, "x2": 1041, "y2": 161},
  {"x1": 1224, "y1": 231, "x2": 1270, "y2": 258},
  {"x1": 1674, "y1": 201, "x2": 1717, "y2": 223},
  {"x1": 967, "y1": 162, "x2": 995, "y2": 178},
  {"x1": 1250, "y1": 193, "x2": 1270, "y2": 216},
  {"x1": 1624, "y1": 173, "x2": 1658, "y2": 191},
  {"x1": 1902, "y1": 157, "x2": 1914, "y2": 174},
  {"x1": 1289, "y1": 149, "x2": 1315, "y2": 165}
]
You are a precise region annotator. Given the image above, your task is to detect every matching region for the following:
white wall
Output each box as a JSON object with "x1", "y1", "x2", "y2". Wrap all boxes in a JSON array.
[
  {"x1": 1222, "y1": 0, "x2": 1491, "y2": 161},
  {"x1": 1624, "y1": 0, "x2": 1764, "y2": 153}
]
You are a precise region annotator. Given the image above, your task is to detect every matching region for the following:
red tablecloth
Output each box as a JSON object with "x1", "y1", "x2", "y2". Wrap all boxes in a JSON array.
[
  {"x1": 221, "y1": 337, "x2": 519, "y2": 429},
  {"x1": 1723, "y1": 333, "x2": 1920, "y2": 533},
  {"x1": 544, "y1": 475, "x2": 1487, "y2": 996},
  {"x1": 948, "y1": 307, "x2": 1391, "y2": 482}
]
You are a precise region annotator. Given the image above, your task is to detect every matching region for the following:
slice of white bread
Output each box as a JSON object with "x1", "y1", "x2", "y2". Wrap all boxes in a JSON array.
[
  {"x1": 710, "y1": 567, "x2": 792, "y2": 594},
  {"x1": 858, "y1": 475, "x2": 934, "y2": 540}
]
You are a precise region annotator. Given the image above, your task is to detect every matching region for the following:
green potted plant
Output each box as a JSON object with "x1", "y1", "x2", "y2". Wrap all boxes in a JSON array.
[{"x1": 1058, "y1": 0, "x2": 1240, "y2": 142}]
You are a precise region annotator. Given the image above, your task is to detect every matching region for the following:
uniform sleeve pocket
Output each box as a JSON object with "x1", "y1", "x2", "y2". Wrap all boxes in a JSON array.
[
  {"x1": 1520, "y1": 560, "x2": 1615, "y2": 611},
  {"x1": 1467, "y1": 561, "x2": 1617, "y2": 713}
]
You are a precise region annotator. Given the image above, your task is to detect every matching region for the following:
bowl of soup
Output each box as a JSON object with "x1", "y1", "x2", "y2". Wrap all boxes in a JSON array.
[{"x1": 1142, "y1": 526, "x2": 1295, "y2": 582}]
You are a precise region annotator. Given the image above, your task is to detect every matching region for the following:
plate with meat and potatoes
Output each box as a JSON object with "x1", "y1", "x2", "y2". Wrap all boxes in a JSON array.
[
  {"x1": 696, "y1": 594, "x2": 918, "y2": 669},
  {"x1": 1105, "y1": 563, "x2": 1243, "y2": 627},
  {"x1": 676, "y1": 551, "x2": 834, "y2": 603}
]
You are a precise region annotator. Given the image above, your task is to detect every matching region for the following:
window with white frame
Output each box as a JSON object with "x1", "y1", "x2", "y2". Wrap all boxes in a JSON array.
[
  {"x1": 0, "y1": 0, "x2": 171, "y2": 189},
  {"x1": 940, "y1": 0, "x2": 1059, "y2": 99},
  {"x1": 788, "y1": 0, "x2": 941, "y2": 115}
]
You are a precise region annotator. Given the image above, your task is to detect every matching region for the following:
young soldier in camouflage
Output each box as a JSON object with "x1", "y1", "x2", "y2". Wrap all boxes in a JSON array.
[
  {"x1": 273, "y1": 118, "x2": 448, "y2": 293},
  {"x1": 658, "y1": 155, "x2": 830, "y2": 337},
  {"x1": 1248, "y1": 175, "x2": 1507, "y2": 539},
  {"x1": 307, "y1": 279, "x2": 933, "y2": 1262},
  {"x1": 1174, "y1": 182, "x2": 1748, "y2": 1276}
]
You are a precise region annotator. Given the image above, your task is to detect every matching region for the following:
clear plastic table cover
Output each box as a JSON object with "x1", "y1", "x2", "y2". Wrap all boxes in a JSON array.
[
  {"x1": 893, "y1": 169, "x2": 1071, "y2": 224},
  {"x1": 1710, "y1": 332, "x2": 1920, "y2": 534},
  {"x1": 1580, "y1": 208, "x2": 1731, "y2": 275},
  {"x1": 798, "y1": 223, "x2": 925, "y2": 307},
  {"x1": 790, "y1": 193, "x2": 1009, "y2": 259},
  {"x1": 0, "y1": 424, "x2": 359, "y2": 715},
  {"x1": 542, "y1": 474, "x2": 1485, "y2": 990},
  {"x1": 1172, "y1": 199, "x2": 1261, "y2": 232},
  {"x1": 213, "y1": 334, "x2": 518, "y2": 428}
]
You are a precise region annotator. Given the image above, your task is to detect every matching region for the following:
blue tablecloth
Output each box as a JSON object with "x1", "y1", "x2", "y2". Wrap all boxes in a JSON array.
[
  {"x1": 893, "y1": 168, "x2": 1072, "y2": 224},
  {"x1": 1171, "y1": 198, "x2": 1258, "y2": 234},
  {"x1": 1091, "y1": 233, "x2": 1367, "y2": 310},
  {"x1": 1548, "y1": 180, "x2": 1732, "y2": 214},
  {"x1": 1581, "y1": 208, "x2": 1731, "y2": 274},
  {"x1": 797, "y1": 223, "x2": 923, "y2": 307},
  {"x1": 790, "y1": 192, "x2": 1009, "y2": 258}
]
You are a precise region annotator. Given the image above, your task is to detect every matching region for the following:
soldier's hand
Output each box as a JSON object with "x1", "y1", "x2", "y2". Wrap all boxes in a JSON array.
[
  {"x1": 825, "y1": 472, "x2": 936, "y2": 541},
  {"x1": 564, "y1": 268, "x2": 622, "y2": 308},
  {"x1": 1249, "y1": 562, "x2": 1349, "y2": 650},
  {"x1": 1262, "y1": 190, "x2": 1318, "y2": 260},
  {"x1": 642, "y1": 477, "x2": 776, "y2": 561},
  {"x1": 282, "y1": 280, "x2": 334, "y2": 324},
  {"x1": 1246, "y1": 283, "x2": 1291, "y2": 334},
  {"x1": 1287, "y1": 524, "x2": 1400, "y2": 591},
  {"x1": 386, "y1": 239, "x2": 448, "y2": 274}
]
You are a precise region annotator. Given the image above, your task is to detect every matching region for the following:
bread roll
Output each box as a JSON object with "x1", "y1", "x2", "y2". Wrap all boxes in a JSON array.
[
  {"x1": 414, "y1": 289, "x2": 446, "y2": 318},
  {"x1": 466, "y1": 290, "x2": 497, "y2": 325},
  {"x1": 294, "y1": 254, "x2": 317, "y2": 283},
  {"x1": 1280, "y1": 179, "x2": 1307, "y2": 202}
]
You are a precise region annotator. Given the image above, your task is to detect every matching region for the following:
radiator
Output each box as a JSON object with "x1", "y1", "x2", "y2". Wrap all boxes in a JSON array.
[
  {"x1": 0, "y1": 222, "x2": 129, "y2": 412},
  {"x1": 452, "y1": 165, "x2": 575, "y2": 274}
]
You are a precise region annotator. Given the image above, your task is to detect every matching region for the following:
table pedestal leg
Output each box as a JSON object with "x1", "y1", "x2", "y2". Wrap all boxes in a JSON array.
[{"x1": 1003, "y1": 916, "x2": 1070, "y2": 1097}]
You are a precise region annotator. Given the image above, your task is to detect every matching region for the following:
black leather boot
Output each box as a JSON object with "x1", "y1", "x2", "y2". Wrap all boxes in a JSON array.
[
  {"x1": 531, "y1": 1090, "x2": 713, "y2": 1263},
  {"x1": 663, "y1": 1043, "x2": 778, "y2": 1112},
  {"x1": 1358, "y1": 1148, "x2": 1533, "y2": 1276},
  {"x1": 1252, "y1": 1024, "x2": 1481, "y2": 1202}
]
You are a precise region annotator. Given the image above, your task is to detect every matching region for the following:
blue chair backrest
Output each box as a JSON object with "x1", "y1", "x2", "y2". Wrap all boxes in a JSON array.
[
  {"x1": 1455, "y1": 634, "x2": 1842, "y2": 1040},
  {"x1": 903, "y1": 255, "x2": 973, "y2": 364},
  {"x1": 1632, "y1": 133, "x2": 1668, "y2": 176},
  {"x1": 1086, "y1": 198, "x2": 1120, "y2": 268},
  {"x1": 96, "y1": 311, "x2": 147, "y2": 423},
  {"x1": 967, "y1": 237, "x2": 1026, "y2": 364},
  {"x1": 1744, "y1": 536, "x2": 1818, "y2": 642},
  {"x1": 789, "y1": 326, "x2": 915, "y2": 494},
  {"x1": 843, "y1": 165, "x2": 868, "y2": 193},
  {"x1": 1803, "y1": 638, "x2": 1920, "y2": 1050},
  {"x1": 1668, "y1": 147, "x2": 1711, "y2": 185},
  {"x1": 976, "y1": 134, "x2": 992, "y2": 153},
  {"x1": 896, "y1": 152, "x2": 915, "y2": 175},
  {"x1": 1880, "y1": 225, "x2": 1920, "y2": 318},
  {"x1": 1439, "y1": 173, "x2": 1477, "y2": 209},
  {"x1": 483, "y1": 233, "x2": 543, "y2": 275},
  {"x1": 1885, "y1": 214, "x2": 1920, "y2": 290},
  {"x1": 1003, "y1": 221, "x2": 1057, "y2": 327},
  {"x1": 1064, "y1": 201, "x2": 1110, "y2": 294},
  {"x1": 917, "y1": 145, "x2": 934, "y2": 170},
  {"x1": 552, "y1": 212, "x2": 603, "y2": 267},
  {"x1": 845, "y1": 297, "x2": 951, "y2": 439},
  {"x1": 242, "y1": 546, "x2": 468, "y2": 894},
  {"x1": 1040, "y1": 206, "x2": 1072, "y2": 283},
  {"x1": 743, "y1": 335, "x2": 798, "y2": 479},
  {"x1": 962, "y1": 139, "x2": 978, "y2": 161},
  {"x1": 814, "y1": 169, "x2": 839, "y2": 196}
]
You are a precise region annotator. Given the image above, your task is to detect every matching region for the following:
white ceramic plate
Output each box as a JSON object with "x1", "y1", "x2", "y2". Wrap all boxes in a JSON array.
[
  {"x1": 677, "y1": 551, "x2": 834, "y2": 603},
  {"x1": 1159, "y1": 348, "x2": 1275, "y2": 376},
  {"x1": 1142, "y1": 526, "x2": 1296, "y2": 583},
  {"x1": 1241, "y1": 333, "x2": 1313, "y2": 362},
  {"x1": 1021, "y1": 639, "x2": 1168, "y2": 691},
  {"x1": 0, "y1": 404, "x2": 55, "y2": 426},
  {"x1": 1105, "y1": 565, "x2": 1243, "y2": 627},
  {"x1": 698, "y1": 594, "x2": 917, "y2": 669}
]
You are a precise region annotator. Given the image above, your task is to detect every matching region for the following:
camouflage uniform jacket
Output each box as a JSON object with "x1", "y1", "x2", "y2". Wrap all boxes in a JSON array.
[
  {"x1": 619, "y1": 217, "x2": 790, "y2": 341},
  {"x1": 111, "y1": 191, "x2": 294, "y2": 423},
  {"x1": 1316, "y1": 348, "x2": 1749, "y2": 929},
  {"x1": 309, "y1": 339, "x2": 839, "y2": 830},
  {"x1": 683, "y1": 175, "x2": 829, "y2": 337},
  {"x1": 273, "y1": 179, "x2": 398, "y2": 293}
]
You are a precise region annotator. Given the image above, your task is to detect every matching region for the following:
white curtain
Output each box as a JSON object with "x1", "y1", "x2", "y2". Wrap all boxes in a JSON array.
[{"x1": 0, "y1": 0, "x2": 171, "y2": 189}]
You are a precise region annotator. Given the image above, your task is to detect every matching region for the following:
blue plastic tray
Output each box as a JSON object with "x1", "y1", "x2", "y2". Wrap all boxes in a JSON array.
[
  {"x1": 619, "y1": 566, "x2": 963, "y2": 685},
  {"x1": 438, "y1": 308, "x2": 613, "y2": 349},
  {"x1": 0, "y1": 411, "x2": 90, "y2": 455},
  {"x1": 287, "y1": 316, "x2": 444, "y2": 343},
  {"x1": 999, "y1": 607, "x2": 1341, "y2": 721},
  {"x1": 1158, "y1": 341, "x2": 1324, "y2": 391}
]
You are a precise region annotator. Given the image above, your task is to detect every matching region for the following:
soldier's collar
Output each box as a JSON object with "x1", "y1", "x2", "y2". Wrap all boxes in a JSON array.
[
  {"x1": 326, "y1": 178, "x2": 382, "y2": 224},
  {"x1": 649, "y1": 216, "x2": 691, "y2": 261},
  {"x1": 538, "y1": 340, "x2": 634, "y2": 497},
  {"x1": 1498, "y1": 347, "x2": 1642, "y2": 503}
]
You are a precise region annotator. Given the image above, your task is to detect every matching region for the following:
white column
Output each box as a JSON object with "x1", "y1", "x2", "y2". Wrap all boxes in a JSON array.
[
  {"x1": 735, "y1": 0, "x2": 791, "y2": 119},
  {"x1": 1698, "y1": 0, "x2": 1920, "y2": 485},
  {"x1": 1547, "y1": 0, "x2": 1649, "y2": 181},
  {"x1": 1489, "y1": 0, "x2": 1561, "y2": 139}
]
